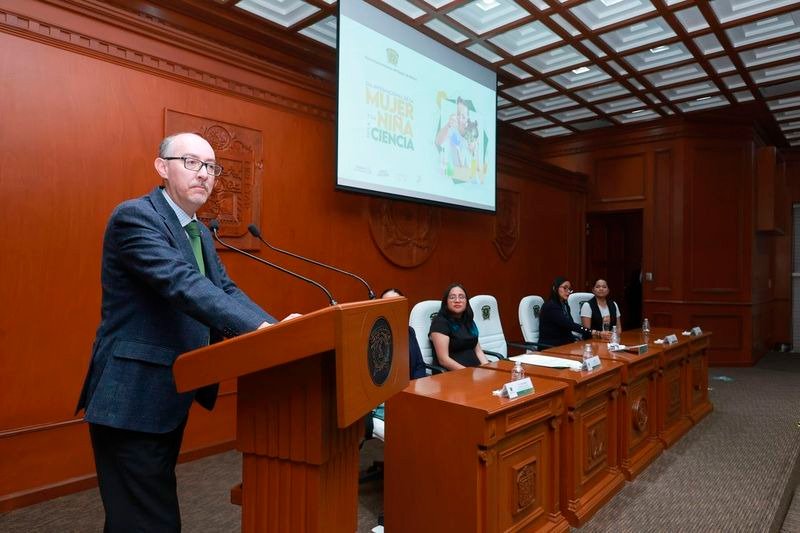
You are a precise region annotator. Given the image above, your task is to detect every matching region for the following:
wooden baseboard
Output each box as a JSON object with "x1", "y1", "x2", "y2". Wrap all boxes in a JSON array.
[{"x1": 0, "y1": 440, "x2": 236, "y2": 513}]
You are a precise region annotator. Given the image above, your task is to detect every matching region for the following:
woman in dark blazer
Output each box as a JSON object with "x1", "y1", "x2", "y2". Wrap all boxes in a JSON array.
[{"x1": 538, "y1": 276, "x2": 595, "y2": 347}]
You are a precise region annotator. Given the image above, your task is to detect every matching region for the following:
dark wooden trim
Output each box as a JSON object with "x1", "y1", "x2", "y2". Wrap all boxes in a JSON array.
[
  {"x1": 0, "y1": 440, "x2": 236, "y2": 512},
  {"x1": 0, "y1": 390, "x2": 237, "y2": 438},
  {"x1": 1, "y1": 1, "x2": 335, "y2": 119},
  {"x1": 644, "y1": 299, "x2": 758, "y2": 306}
]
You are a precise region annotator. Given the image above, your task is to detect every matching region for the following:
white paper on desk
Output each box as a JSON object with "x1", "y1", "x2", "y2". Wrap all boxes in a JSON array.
[{"x1": 510, "y1": 354, "x2": 583, "y2": 370}]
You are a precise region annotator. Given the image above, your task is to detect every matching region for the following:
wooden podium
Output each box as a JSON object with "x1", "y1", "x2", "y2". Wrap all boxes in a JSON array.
[{"x1": 173, "y1": 299, "x2": 410, "y2": 533}]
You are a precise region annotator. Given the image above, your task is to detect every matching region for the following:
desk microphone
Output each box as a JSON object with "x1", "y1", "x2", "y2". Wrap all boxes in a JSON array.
[
  {"x1": 247, "y1": 224, "x2": 375, "y2": 300},
  {"x1": 209, "y1": 220, "x2": 337, "y2": 306}
]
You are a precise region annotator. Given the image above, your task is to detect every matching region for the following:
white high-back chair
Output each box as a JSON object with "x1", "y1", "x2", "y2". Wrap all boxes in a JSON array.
[
  {"x1": 518, "y1": 295, "x2": 545, "y2": 349},
  {"x1": 409, "y1": 300, "x2": 445, "y2": 373},
  {"x1": 568, "y1": 292, "x2": 594, "y2": 325},
  {"x1": 469, "y1": 294, "x2": 508, "y2": 360}
]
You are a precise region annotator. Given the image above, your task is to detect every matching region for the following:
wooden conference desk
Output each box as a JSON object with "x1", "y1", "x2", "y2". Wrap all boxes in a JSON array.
[
  {"x1": 384, "y1": 367, "x2": 569, "y2": 533},
  {"x1": 638, "y1": 328, "x2": 713, "y2": 425},
  {"x1": 545, "y1": 328, "x2": 712, "y2": 455},
  {"x1": 483, "y1": 358, "x2": 625, "y2": 527},
  {"x1": 541, "y1": 340, "x2": 663, "y2": 480}
]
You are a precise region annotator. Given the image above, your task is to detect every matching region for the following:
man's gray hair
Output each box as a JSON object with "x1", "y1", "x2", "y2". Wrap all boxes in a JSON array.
[{"x1": 158, "y1": 132, "x2": 202, "y2": 158}]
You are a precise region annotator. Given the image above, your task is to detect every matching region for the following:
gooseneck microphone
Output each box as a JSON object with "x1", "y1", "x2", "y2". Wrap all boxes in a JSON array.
[
  {"x1": 209, "y1": 220, "x2": 337, "y2": 306},
  {"x1": 248, "y1": 224, "x2": 376, "y2": 300}
]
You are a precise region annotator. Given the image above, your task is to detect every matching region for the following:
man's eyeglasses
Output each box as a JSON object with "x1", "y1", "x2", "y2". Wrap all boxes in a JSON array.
[
  {"x1": 448, "y1": 295, "x2": 467, "y2": 301},
  {"x1": 162, "y1": 156, "x2": 224, "y2": 177}
]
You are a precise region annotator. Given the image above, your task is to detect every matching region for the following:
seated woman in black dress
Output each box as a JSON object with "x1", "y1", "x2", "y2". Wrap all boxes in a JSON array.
[
  {"x1": 539, "y1": 276, "x2": 596, "y2": 347},
  {"x1": 428, "y1": 283, "x2": 489, "y2": 370}
]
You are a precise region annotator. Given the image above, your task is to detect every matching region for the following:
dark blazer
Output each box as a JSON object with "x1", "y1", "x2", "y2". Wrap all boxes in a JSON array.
[
  {"x1": 538, "y1": 299, "x2": 592, "y2": 347},
  {"x1": 76, "y1": 187, "x2": 274, "y2": 434},
  {"x1": 408, "y1": 326, "x2": 426, "y2": 379}
]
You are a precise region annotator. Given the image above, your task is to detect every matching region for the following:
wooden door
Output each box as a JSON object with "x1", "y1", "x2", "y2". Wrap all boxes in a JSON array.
[{"x1": 585, "y1": 211, "x2": 643, "y2": 330}]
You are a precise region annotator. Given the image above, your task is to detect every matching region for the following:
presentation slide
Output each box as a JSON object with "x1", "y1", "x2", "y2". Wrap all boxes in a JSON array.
[{"x1": 337, "y1": 0, "x2": 497, "y2": 212}]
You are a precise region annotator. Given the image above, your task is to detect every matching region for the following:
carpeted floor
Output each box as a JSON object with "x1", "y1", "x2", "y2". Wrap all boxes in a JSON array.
[
  {"x1": 577, "y1": 352, "x2": 800, "y2": 532},
  {"x1": 1, "y1": 352, "x2": 798, "y2": 532}
]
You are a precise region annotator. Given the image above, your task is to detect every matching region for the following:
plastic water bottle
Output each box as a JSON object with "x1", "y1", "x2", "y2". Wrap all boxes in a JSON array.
[
  {"x1": 511, "y1": 360, "x2": 525, "y2": 381},
  {"x1": 642, "y1": 318, "x2": 650, "y2": 335},
  {"x1": 610, "y1": 325, "x2": 619, "y2": 345},
  {"x1": 582, "y1": 344, "x2": 594, "y2": 370}
]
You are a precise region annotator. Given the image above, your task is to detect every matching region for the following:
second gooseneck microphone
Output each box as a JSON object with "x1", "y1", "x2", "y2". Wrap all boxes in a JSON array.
[
  {"x1": 247, "y1": 224, "x2": 375, "y2": 300},
  {"x1": 209, "y1": 220, "x2": 337, "y2": 306}
]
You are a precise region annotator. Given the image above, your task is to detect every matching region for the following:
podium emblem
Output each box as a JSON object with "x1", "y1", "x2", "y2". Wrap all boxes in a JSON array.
[{"x1": 368, "y1": 317, "x2": 393, "y2": 386}]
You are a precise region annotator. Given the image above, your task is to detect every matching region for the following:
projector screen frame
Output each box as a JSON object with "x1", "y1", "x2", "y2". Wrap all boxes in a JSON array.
[{"x1": 335, "y1": 0, "x2": 498, "y2": 214}]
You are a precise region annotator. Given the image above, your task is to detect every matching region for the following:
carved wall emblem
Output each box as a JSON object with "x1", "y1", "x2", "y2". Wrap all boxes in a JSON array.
[
  {"x1": 532, "y1": 305, "x2": 541, "y2": 319},
  {"x1": 632, "y1": 397, "x2": 648, "y2": 432},
  {"x1": 493, "y1": 188, "x2": 520, "y2": 261},
  {"x1": 165, "y1": 110, "x2": 262, "y2": 250},
  {"x1": 369, "y1": 198, "x2": 440, "y2": 267},
  {"x1": 481, "y1": 305, "x2": 491, "y2": 320},
  {"x1": 516, "y1": 464, "x2": 536, "y2": 511},
  {"x1": 368, "y1": 317, "x2": 393, "y2": 386}
]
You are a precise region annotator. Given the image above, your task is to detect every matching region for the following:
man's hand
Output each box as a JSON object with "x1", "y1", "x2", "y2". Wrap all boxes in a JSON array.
[
  {"x1": 282, "y1": 313, "x2": 302, "y2": 321},
  {"x1": 257, "y1": 321, "x2": 271, "y2": 330}
]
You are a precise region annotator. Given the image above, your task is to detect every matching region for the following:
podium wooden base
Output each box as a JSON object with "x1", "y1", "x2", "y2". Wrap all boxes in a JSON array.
[
  {"x1": 173, "y1": 299, "x2": 409, "y2": 533},
  {"x1": 237, "y1": 355, "x2": 363, "y2": 533}
]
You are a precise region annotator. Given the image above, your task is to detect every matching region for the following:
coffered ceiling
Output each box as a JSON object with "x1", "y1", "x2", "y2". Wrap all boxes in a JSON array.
[{"x1": 121, "y1": 0, "x2": 800, "y2": 146}]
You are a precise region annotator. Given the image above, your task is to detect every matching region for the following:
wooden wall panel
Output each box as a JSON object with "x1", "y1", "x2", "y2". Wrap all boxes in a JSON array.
[
  {"x1": 650, "y1": 149, "x2": 680, "y2": 298},
  {"x1": 0, "y1": 7, "x2": 586, "y2": 509},
  {"x1": 645, "y1": 303, "x2": 752, "y2": 365},
  {"x1": 771, "y1": 156, "x2": 800, "y2": 345},
  {"x1": 538, "y1": 126, "x2": 773, "y2": 367},
  {"x1": 686, "y1": 144, "x2": 749, "y2": 297},
  {"x1": 594, "y1": 153, "x2": 646, "y2": 204}
]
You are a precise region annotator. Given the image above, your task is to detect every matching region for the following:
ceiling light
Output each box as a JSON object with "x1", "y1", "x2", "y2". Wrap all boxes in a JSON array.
[
  {"x1": 600, "y1": 0, "x2": 625, "y2": 6},
  {"x1": 650, "y1": 45, "x2": 670, "y2": 53},
  {"x1": 696, "y1": 96, "x2": 711, "y2": 101},
  {"x1": 631, "y1": 109, "x2": 645, "y2": 114},
  {"x1": 478, "y1": 0, "x2": 500, "y2": 11},
  {"x1": 572, "y1": 66, "x2": 591, "y2": 74}
]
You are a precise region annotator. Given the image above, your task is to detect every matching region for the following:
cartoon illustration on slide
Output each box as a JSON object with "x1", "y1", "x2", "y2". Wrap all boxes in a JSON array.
[{"x1": 434, "y1": 92, "x2": 489, "y2": 183}]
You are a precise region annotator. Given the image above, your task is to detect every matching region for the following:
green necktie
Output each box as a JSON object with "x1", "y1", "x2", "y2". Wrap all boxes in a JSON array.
[{"x1": 184, "y1": 221, "x2": 206, "y2": 276}]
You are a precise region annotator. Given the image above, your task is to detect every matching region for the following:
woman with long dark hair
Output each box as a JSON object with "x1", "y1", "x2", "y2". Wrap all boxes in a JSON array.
[
  {"x1": 428, "y1": 283, "x2": 489, "y2": 370},
  {"x1": 539, "y1": 276, "x2": 594, "y2": 347}
]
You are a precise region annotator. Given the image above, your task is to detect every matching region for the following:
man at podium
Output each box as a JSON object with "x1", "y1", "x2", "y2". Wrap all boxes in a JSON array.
[{"x1": 76, "y1": 132, "x2": 274, "y2": 532}]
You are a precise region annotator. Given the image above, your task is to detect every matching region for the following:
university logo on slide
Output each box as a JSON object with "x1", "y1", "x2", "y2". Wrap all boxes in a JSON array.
[{"x1": 386, "y1": 48, "x2": 399, "y2": 66}]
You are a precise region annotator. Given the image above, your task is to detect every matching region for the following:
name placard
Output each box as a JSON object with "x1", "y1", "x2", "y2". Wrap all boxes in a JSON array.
[
  {"x1": 584, "y1": 356, "x2": 602, "y2": 371},
  {"x1": 664, "y1": 334, "x2": 679, "y2": 345},
  {"x1": 503, "y1": 377, "x2": 535, "y2": 399},
  {"x1": 690, "y1": 326, "x2": 703, "y2": 336},
  {"x1": 628, "y1": 343, "x2": 649, "y2": 355}
]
